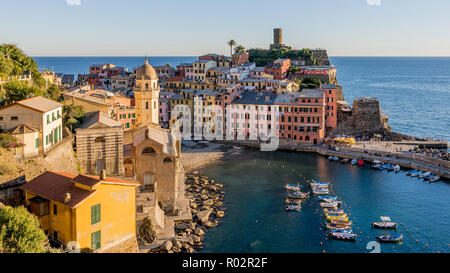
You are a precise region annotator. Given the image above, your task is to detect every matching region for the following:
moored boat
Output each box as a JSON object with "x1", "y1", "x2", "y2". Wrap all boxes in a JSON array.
[
  {"x1": 310, "y1": 181, "x2": 329, "y2": 186},
  {"x1": 376, "y1": 234, "x2": 403, "y2": 243},
  {"x1": 372, "y1": 222, "x2": 397, "y2": 229},
  {"x1": 285, "y1": 204, "x2": 301, "y2": 211},
  {"x1": 330, "y1": 232, "x2": 357, "y2": 241},
  {"x1": 429, "y1": 175, "x2": 440, "y2": 182},
  {"x1": 419, "y1": 172, "x2": 431, "y2": 178},
  {"x1": 313, "y1": 189, "x2": 330, "y2": 195},
  {"x1": 326, "y1": 212, "x2": 348, "y2": 218},
  {"x1": 288, "y1": 192, "x2": 309, "y2": 199},
  {"x1": 328, "y1": 156, "x2": 339, "y2": 161},
  {"x1": 393, "y1": 165, "x2": 401, "y2": 172},
  {"x1": 285, "y1": 198, "x2": 301, "y2": 204},
  {"x1": 320, "y1": 201, "x2": 339, "y2": 208},
  {"x1": 330, "y1": 220, "x2": 352, "y2": 226},
  {"x1": 326, "y1": 215, "x2": 349, "y2": 222},
  {"x1": 318, "y1": 196, "x2": 337, "y2": 202},
  {"x1": 330, "y1": 228, "x2": 353, "y2": 234},
  {"x1": 323, "y1": 208, "x2": 345, "y2": 214},
  {"x1": 357, "y1": 159, "x2": 364, "y2": 166},
  {"x1": 341, "y1": 158, "x2": 350, "y2": 164},
  {"x1": 410, "y1": 170, "x2": 422, "y2": 177},
  {"x1": 285, "y1": 184, "x2": 301, "y2": 191},
  {"x1": 351, "y1": 159, "x2": 358, "y2": 165},
  {"x1": 326, "y1": 223, "x2": 351, "y2": 230}
]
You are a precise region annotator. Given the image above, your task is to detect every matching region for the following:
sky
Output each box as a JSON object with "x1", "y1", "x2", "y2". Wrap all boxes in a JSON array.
[{"x1": 1, "y1": 0, "x2": 450, "y2": 57}]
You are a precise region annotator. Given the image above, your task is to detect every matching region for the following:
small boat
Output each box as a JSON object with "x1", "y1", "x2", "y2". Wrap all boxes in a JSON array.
[
  {"x1": 320, "y1": 202, "x2": 339, "y2": 208},
  {"x1": 313, "y1": 190, "x2": 330, "y2": 195},
  {"x1": 330, "y1": 232, "x2": 357, "y2": 241},
  {"x1": 341, "y1": 158, "x2": 350, "y2": 164},
  {"x1": 318, "y1": 196, "x2": 337, "y2": 202},
  {"x1": 328, "y1": 156, "x2": 339, "y2": 161},
  {"x1": 326, "y1": 223, "x2": 351, "y2": 230},
  {"x1": 288, "y1": 192, "x2": 309, "y2": 199},
  {"x1": 376, "y1": 234, "x2": 403, "y2": 243},
  {"x1": 351, "y1": 159, "x2": 358, "y2": 165},
  {"x1": 393, "y1": 165, "x2": 401, "y2": 172},
  {"x1": 310, "y1": 181, "x2": 330, "y2": 186},
  {"x1": 385, "y1": 164, "x2": 395, "y2": 172},
  {"x1": 323, "y1": 208, "x2": 345, "y2": 214},
  {"x1": 326, "y1": 213, "x2": 348, "y2": 218},
  {"x1": 372, "y1": 216, "x2": 397, "y2": 229},
  {"x1": 285, "y1": 184, "x2": 301, "y2": 191},
  {"x1": 429, "y1": 175, "x2": 440, "y2": 183},
  {"x1": 410, "y1": 171, "x2": 422, "y2": 177},
  {"x1": 419, "y1": 172, "x2": 431, "y2": 178},
  {"x1": 285, "y1": 198, "x2": 301, "y2": 204},
  {"x1": 285, "y1": 205, "x2": 301, "y2": 211},
  {"x1": 357, "y1": 159, "x2": 364, "y2": 166},
  {"x1": 326, "y1": 215, "x2": 349, "y2": 222},
  {"x1": 330, "y1": 220, "x2": 352, "y2": 226},
  {"x1": 406, "y1": 170, "x2": 419, "y2": 176},
  {"x1": 423, "y1": 173, "x2": 434, "y2": 180},
  {"x1": 232, "y1": 145, "x2": 242, "y2": 149},
  {"x1": 331, "y1": 228, "x2": 353, "y2": 234}
]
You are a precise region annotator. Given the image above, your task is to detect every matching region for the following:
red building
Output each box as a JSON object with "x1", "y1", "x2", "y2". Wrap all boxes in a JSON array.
[
  {"x1": 199, "y1": 54, "x2": 226, "y2": 62},
  {"x1": 265, "y1": 59, "x2": 291, "y2": 80},
  {"x1": 320, "y1": 84, "x2": 340, "y2": 131},
  {"x1": 231, "y1": 52, "x2": 249, "y2": 67}
]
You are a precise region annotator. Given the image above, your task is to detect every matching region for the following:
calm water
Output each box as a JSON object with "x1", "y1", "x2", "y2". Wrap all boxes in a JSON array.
[
  {"x1": 35, "y1": 56, "x2": 450, "y2": 141},
  {"x1": 199, "y1": 150, "x2": 450, "y2": 253}
]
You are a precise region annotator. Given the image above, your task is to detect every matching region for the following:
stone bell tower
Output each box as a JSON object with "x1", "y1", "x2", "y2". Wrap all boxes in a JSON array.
[{"x1": 134, "y1": 58, "x2": 160, "y2": 127}]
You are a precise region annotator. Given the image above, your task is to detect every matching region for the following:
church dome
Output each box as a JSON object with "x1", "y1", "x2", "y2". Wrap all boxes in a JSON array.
[{"x1": 136, "y1": 58, "x2": 158, "y2": 80}]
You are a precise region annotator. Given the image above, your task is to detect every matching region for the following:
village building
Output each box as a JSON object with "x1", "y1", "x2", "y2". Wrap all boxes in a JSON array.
[
  {"x1": 21, "y1": 171, "x2": 139, "y2": 253},
  {"x1": 0, "y1": 96, "x2": 63, "y2": 155},
  {"x1": 75, "y1": 111, "x2": 124, "y2": 176}
]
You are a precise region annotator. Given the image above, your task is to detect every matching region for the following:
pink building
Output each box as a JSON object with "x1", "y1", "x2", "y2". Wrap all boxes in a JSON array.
[
  {"x1": 265, "y1": 59, "x2": 291, "y2": 80},
  {"x1": 320, "y1": 84, "x2": 339, "y2": 131}
]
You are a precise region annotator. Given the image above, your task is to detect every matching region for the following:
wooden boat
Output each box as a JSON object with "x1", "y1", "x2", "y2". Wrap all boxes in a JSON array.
[
  {"x1": 318, "y1": 196, "x2": 337, "y2": 202},
  {"x1": 323, "y1": 208, "x2": 345, "y2": 214},
  {"x1": 326, "y1": 212, "x2": 348, "y2": 218},
  {"x1": 326, "y1": 223, "x2": 351, "y2": 230},
  {"x1": 285, "y1": 205, "x2": 301, "y2": 211},
  {"x1": 285, "y1": 184, "x2": 301, "y2": 191},
  {"x1": 376, "y1": 234, "x2": 403, "y2": 243},
  {"x1": 313, "y1": 190, "x2": 330, "y2": 195},
  {"x1": 328, "y1": 156, "x2": 339, "y2": 161},
  {"x1": 288, "y1": 192, "x2": 309, "y2": 199},
  {"x1": 372, "y1": 216, "x2": 397, "y2": 229},
  {"x1": 330, "y1": 228, "x2": 353, "y2": 234},
  {"x1": 406, "y1": 170, "x2": 420, "y2": 176},
  {"x1": 330, "y1": 232, "x2": 357, "y2": 241},
  {"x1": 410, "y1": 171, "x2": 422, "y2": 177},
  {"x1": 385, "y1": 164, "x2": 395, "y2": 172},
  {"x1": 320, "y1": 201, "x2": 339, "y2": 208},
  {"x1": 326, "y1": 215, "x2": 349, "y2": 222},
  {"x1": 310, "y1": 181, "x2": 329, "y2": 186},
  {"x1": 285, "y1": 198, "x2": 301, "y2": 204},
  {"x1": 330, "y1": 220, "x2": 352, "y2": 226}
]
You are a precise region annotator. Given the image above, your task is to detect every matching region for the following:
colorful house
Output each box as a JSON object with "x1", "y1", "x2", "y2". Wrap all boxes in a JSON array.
[{"x1": 21, "y1": 171, "x2": 139, "y2": 253}]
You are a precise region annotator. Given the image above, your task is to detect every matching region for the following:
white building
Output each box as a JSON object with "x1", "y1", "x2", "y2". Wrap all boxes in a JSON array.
[{"x1": 0, "y1": 96, "x2": 63, "y2": 154}]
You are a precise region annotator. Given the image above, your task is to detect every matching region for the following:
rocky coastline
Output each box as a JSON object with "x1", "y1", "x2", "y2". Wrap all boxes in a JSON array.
[{"x1": 152, "y1": 171, "x2": 226, "y2": 253}]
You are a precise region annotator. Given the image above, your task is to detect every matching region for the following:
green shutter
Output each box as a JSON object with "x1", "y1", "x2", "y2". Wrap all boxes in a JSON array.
[
  {"x1": 91, "y1": 204, "x2": 101, "y2": 225},
  {"x1": 35, "y1": 138, "x2": 39, "y2": 148},
  {"x1": 91, "y1": 230, "x2": 101, "y2": 251}
]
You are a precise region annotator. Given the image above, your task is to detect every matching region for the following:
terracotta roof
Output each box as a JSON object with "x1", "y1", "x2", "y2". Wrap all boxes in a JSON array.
[
  {"x1": 7, "y1": 124, "x2": 38, "y2": 134},
  {"x1": 21, "y1": 171, "x2": 138, "y2": 208},
  {"x1": 78, "y1": 111, "x2": 122, "y2": 129},
  {"x1": 16, "y1": 96, "x2": 62, "y2": 113}
]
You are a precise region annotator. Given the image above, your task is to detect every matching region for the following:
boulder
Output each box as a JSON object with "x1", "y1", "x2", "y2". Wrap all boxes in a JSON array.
[
  {"x1": 214, "y1": 201, "x2": 224, "y2": 207},
  {"x1": 191, "y1": 234, "x2": 201, "y2": 243},
  {"x1": 215, "y1": 211, "x2": 225, "y2": 218},
  {"x1": 196, "y1": 209, "x2": 212, "y2": 223},
  {"x1": 172, "y1": 246, "x2": 181, "y2": 253},
  {"x1": 173, "y1": 240, "x2": 182, "y2": 249},
  {"x1": 203, "y1": 199, "x2": 214, "y2": 206},
  {"x1": 203, "y1": 221, "x2": 218, "y2": 228},
  {"x1": 161, "y1": 240, "x2": 173, "y2": 251},
  {"x1": 206, "y1": 185, "x2": 217, "y2": 191},
  {"x1": 195, "y1": 228, "x2": 205, "y2": 236}
]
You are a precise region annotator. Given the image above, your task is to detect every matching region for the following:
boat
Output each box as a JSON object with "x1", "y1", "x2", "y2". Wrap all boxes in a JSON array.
[
  {"x1": 341, "y1": 158, "x2": 350, "y2": 164},
  {"x1": 310, "y1": 181, "x2": 329, "y2": 186},
  {"x1": 376, "y1": 234, "x2": 403, "y2": 243},
  {"x1": 372, "y1": 216, "x2": 397, "y2": 229},
  {"x1": 330, "y1": 232, "x2": 357, "y2": 241},
  {"x1": 330, "y1": 220, "x2": 352, "y2": 226},
  {"x1": 323, "y1": 208, "x2": 345, "y2": 214},
  {"x1": 406, "y1": 170, "x2": 419, "y2": 176},
  {"x1": 393, "y1": 165, "x2": 401, "y2": 172},
  {"x1": 328, "y1": 156, "x2": 339, "y2": 161},
  {"x1": 419, "y1": 172, "x2": 431, "y2": 178},
  {"x1": 330, "y1": 228, "x2": 353, "y2": 234},
  {"x1": 326, "y1": 215, "x2": 349, "y2": 222},
  {"x1": 285, "y1": 198, "x2": 301, "y2": 204},
  {"x1": 320, "y1": 202, "x2": 338, "y2": 209},
  {"x1": 385, "y1": 164, "x2": 395, "y2": 172},
  {"x1": 285, "y1": 184, "x2": 301, "y2": 191},
  {"x1": 429, "y1": 175, "x2": 440, "y2": 183},
  {"x1": 288, "y1": 192, "x2": 309, "y2": 199},
  {"x1": 351, "y1": 159, "x2": 358, "y2": 165},
  {"x1": 318, "y1": 196, "x2": 337, "y2": 202},
  {"x1": 313, "y1": 189, "x2": 329, "y2": 195},
  {"x1": 285, "y1": 205, "x2": 301, "y2": 211},
  {"x1": 326, "y1": 223, "x2": 351, "y2": 230},
  {"x1": 232, "y1": 145, "x2": 242, "y2": 149},
  {"x1": 410, "y1": 171, "x2": 422, "y2": 177},
  {"x1": 375, "y1": 164, "x2": 387, "y2": 170},
  {"x1": 357, "y1": 159, "x2": 364, "y2": 166},
  {"x1": 423, "y1": 173, "x2": 434, "y2": 180},
  {"x1": 326, "y1": 212, "x2": 348, "y2": 218}
]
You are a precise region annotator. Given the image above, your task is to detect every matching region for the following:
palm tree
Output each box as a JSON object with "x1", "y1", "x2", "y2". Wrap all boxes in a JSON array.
[
  {"x1": 227, "y1": 39, "x2": 236, "y2": 57},
  {"x1": 234, "y1": 45, "x2": 245, "y2": 54}
]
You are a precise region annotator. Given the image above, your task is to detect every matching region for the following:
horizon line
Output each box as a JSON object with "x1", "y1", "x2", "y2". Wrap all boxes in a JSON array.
[{"x1": 31, "y1": 55, "x2": 450, "y2": 58}]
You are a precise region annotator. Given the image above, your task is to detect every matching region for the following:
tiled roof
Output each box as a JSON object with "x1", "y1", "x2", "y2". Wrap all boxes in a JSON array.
[
  {"x1": 7, "y1": 124, "x2": 38, "y2": 134},
  {"x1": 21, "y1": 171, "x2": 138, "y2": 208},
  {"x1": 15, "y1": 96, "x2": 62, "y2": 113},
  {"x1": 231, "y1": 91, "x2": 277, "y2": 105},
  {"x1": 299, "y1": 89, "x2": 325, "y2": 98},
  {"x1": 78, "y1": 111, "x2": 122, "y2": 129}
]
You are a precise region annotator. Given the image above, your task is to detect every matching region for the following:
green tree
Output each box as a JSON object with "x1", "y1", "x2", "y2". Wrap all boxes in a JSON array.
[
  {"x1": 46, "y1": 84, "x2": 62, "y2": 101},
  {"x1": 63, "y1": 105, "x2": 84, "y2": 132},
  {"x1": 234, "y1": 45, "x2": 246, "y2": 54},
  {"x1": 4, "y1": 80, "x2": 30, "y2": 103},
  {"x1": 0, "y1": 206, "x2": 48, "y2": 253},
  {"x1": 227, "y1": 40, "x2": 236, "y2": 58}
]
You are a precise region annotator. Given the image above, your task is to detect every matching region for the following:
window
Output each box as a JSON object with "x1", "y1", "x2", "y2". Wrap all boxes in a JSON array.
[
  {"x1": 47, "y1": 115, "x2": 50, "y2": 124},
  {"x1": 142, "y1": 147, "x2": 156, "y2": 154},
  {"x1": 94, "y1": 137, "x2": 105, "y2": 143},
  {"x1": 53, "y1": 204, "x2": 57, "y2": 216},
  {"x1": 126, "y1": 122, "x2": 130, "y2": 129},
  {"x1": 91, "y1": 204, "x2": 101, "y2": 225},
  {"x1": 35, "y1": 138, "x2": 39, "y2": 148},
  {"x1": 163, "y1": 157, "x2": 172, "y2": 163},
  {"x1": 145, "y1": 101, "x2": 149, "y2": 110},
  {"x1": 11, "y1": 116, "x2": 18, "y2": 121},
  {"x1": 91, "y1": 230, "x2": 101, "y2": 251},
  {"x1": 0, "y1": 116, "x2": 3, "y2": 121}
]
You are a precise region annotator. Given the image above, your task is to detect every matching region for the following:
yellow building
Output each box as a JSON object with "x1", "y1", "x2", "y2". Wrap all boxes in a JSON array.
[
  {"x1": 21, "y1": 171, "x2": 139, "y2": 253},
  {"x1": 62, "y1": 91, "x2": 111, "y2": 115},
  {"x1": 134, "y1": 59, "x2": 160, "y2": 127}
]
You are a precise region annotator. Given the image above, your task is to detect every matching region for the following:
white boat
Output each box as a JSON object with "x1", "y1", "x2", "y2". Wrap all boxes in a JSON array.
[
  {"x1": 285, "y1": 205, "x2": 301, "y2": 211},
  {"x1": 285, "y1": 184, "x2": 301, "y2": 191},
  {"x1": 328, "y1": 156, "x2": 339, "y2": 161},
  {"x1": 372, "y1": 216, "x2": 397, "y2": 229},
  {"x1": 429, "y1": 175, "x2": 440, "y2": 182},
  {"x1": 419, "y1": 172, "x2": 431, "y2": 178},
  {"x1": 320, "y1": 201, "x2": 339, "y2": 208},
  {"x1": 393, "y1": 165, "x2": 401, "y2": 172},
  {"x1": 410, "y1": 171, "x2": 422, "y2": 177}
]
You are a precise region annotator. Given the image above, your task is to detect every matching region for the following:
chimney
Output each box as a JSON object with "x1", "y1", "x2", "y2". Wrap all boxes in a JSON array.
[
  {"x1": 100, "y1": 169, "x2": 107, "y2": 180},
  {"x1": 64, "y1": 193, "x2": 71, "y2": 204}
]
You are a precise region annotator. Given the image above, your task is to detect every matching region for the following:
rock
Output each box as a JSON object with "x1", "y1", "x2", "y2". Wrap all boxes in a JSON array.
[
  {"x1": 216, "y1": 183, "x2": 223, "y2": 188},
  {"x1": 203, "y1": 221, "x2": 218, "y2": 228},
  {"x1": 214, "y1": 201, "x2": 224, "y2": 207},
  {"x1": 175, "y1": 222, "x2": 195, "y2": 230},
  {"x1": 206, "y1": 185, "x2": 217, "y2": 191},
  {"x1": 215, "y1": 211, "x2": 225, "y2": 218},
  {"x1": 196, "y1": 209, "x2": 212, "y2": 223},
  {"x1": 182, "y1": 243, "x2": 190, "y2": 250},
  {"x1": 190, "y1": 202, "x2": 198, "y2": 209},
  {"x1": 186, "y1": 247, "x2": 195, "y2": 253},
  {"x1": 203, "y1": 199, "x2": 214, "y2": 206},
  {"x1": 195, "y1": 227, "x2": 205, "y2": 236},
  {"x1": 173, "y1": 240, "x2": 182, "y2": 249},
  {"x1": 201, "y1": 194, "x2": 209, "y2": 200},
  {"x1": 172, "y1": 246, "x2": 181, "y2": 253},
  {"x1": 200, "y1": 189, "x2": 208, "y2": 195},
  {"x1": 191, "y1": 234, "x2": 201, "y2": 243},
  {"x1": 161, "y1": 240, "x2": 173, "y2": 251}
]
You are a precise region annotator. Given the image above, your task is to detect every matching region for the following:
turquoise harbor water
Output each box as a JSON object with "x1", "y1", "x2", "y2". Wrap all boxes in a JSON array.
[{"x1": 199, "y1": 150, "x2": 450, "y2": 253}]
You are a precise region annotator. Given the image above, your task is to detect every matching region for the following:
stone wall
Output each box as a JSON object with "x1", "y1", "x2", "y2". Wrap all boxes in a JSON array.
[
  {"x1": 352, "y1": 99, "x2": 384, "y2": 132},
  {"x1": 0, "y1": 175, "x2": 26, "y2": 206}
]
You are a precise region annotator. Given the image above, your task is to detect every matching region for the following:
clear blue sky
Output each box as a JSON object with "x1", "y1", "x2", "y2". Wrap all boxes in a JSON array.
[{"x1": 2, "y1": 0, "x2": 450, "y2": 56}]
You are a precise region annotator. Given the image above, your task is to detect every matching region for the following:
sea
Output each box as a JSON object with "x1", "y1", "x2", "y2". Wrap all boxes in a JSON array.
[{"x1": 34, "y1": 56, "x2": 450, "y2": 253}]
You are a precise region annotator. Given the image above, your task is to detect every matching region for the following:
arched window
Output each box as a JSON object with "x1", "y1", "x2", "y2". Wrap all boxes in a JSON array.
[
  {"x1": 305, "y1": 136, "x2": 310, "y2": 141},
  {"x1": 94, "y1": 137, "x2": 105, "y2": 143},
  {"x1": 145, "y1": 101, "x2": 149, "y2": 110},
  {"x1": 163, "y1": 157, "x2": 172, "y2": 163},
  {"x1": 145, "y1": 83, "x2": 149, "y2": 89},
  {"x1": 142, "y1": 147, "x2": 156, "y2": 155}
]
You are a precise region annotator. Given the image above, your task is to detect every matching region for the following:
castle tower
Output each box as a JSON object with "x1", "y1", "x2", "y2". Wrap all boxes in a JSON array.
[
  {"x1": 274, "y1": 28, "x2": 282, "y2": 47},
  {"x1": 134, "y1": 58, "x2": 160, "y2": 127}
]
